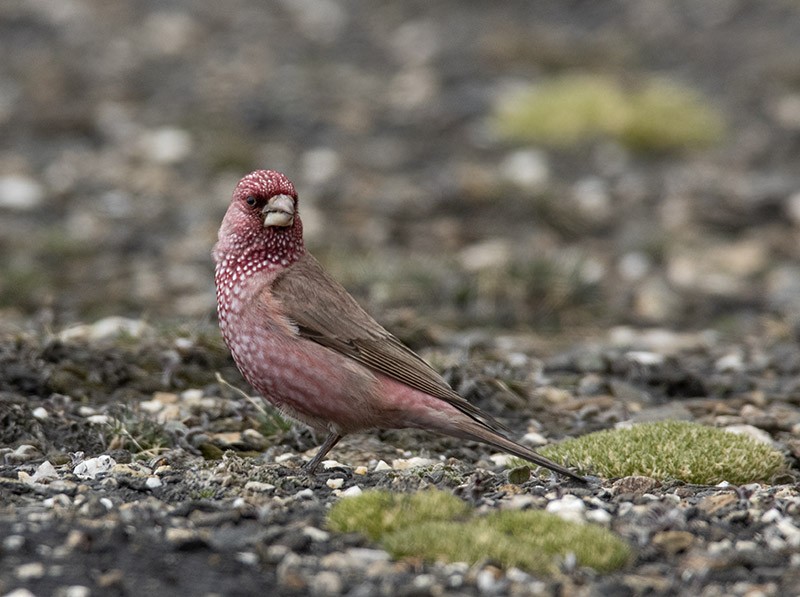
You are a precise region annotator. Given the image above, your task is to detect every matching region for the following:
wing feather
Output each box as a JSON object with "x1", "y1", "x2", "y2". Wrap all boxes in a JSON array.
[{"x1": 270, "y1": 253, "x2": 505, "y2": 432}]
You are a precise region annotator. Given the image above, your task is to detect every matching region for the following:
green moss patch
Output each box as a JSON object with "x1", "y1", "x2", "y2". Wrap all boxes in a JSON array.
[
  {"x1": 492, "y1": 74, "x2": 724, "y2": 152},
  {"x1": 328, "y1": 490, "x2": 630, "y2": 576},
  {"x1": 535, "y1": 421, "x2": 786, "y2": 484}
]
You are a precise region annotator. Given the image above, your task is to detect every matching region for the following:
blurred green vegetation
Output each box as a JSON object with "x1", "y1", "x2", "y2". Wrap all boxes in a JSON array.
[{"x1": 493, "y1": 74, "x2": 725, "y2": 152}]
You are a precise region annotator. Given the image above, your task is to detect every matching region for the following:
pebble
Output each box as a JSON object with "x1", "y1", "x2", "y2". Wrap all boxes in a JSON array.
[
  {"x1": 545, "y1": 495, "x2": 586, "y2": 523},
  {"x1": 326, "y1": 478, "x2": 344, "y2": 490},
  {"x1": 73, "y1": 455, "x2": 117, "y2": 479},
  {"x1": 30, "y1": 460, "x2": 59, "y2": 484},
  {"x1": 340, "y1": 486, "x2": 363, "y2": 498},
  {"x1": 0, "y1": 175, "x2": 44, "y2": 210},
  {"x1": 58, "y1": 317, "x2": 150, "y2": 341},
  {"x1": 32, "y1": 406, "x2": 49, "y2": 420},
  {"x1": 391, "y1": 457, "x2": 438, "y2": 470},
  {"x1": 499, "y1": 149, "x2": 550, "y2": 191},
  {"x1": 724, "y1": 424, "x2": 775, "y2": 446},
  {"x1": 15, "y1": 562, "x2": 45, "y2": 580},
  {"x1": 303, "y1": 527, "x2": 331, "y2": 542},
  {"x1": 244, "y1": 481, "x2": 275, "y2": 493},
  {"x1": 138, "y1": 127, "x2": 192, "y2": 164},
  {"x1": 309, "y1": 570, "x2": 343, "y2": 596}
]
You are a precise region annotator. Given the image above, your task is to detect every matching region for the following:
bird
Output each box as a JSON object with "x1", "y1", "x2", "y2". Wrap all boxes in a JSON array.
[{"x1": 213, "y1": 169, "x2": 584, "y2": 482}]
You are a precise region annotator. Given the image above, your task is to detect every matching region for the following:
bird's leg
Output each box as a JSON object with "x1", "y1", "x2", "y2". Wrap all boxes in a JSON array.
[{"x1": 303, "y1": 432, "x2": 342, "y2": 474}]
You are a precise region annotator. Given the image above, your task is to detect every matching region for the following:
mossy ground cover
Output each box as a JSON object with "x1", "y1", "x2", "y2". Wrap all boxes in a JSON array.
[
  {"x1": 532, "y1": 421, "x2": 787, "y2": 484},
  {"x1": 328, "y1": 489, "x2": 630, "y2": 576}
]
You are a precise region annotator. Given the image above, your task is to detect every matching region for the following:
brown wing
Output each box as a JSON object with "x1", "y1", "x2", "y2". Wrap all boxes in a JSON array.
[{"x1": 270, "y1": 253, "x2": 506, "y2": 432}]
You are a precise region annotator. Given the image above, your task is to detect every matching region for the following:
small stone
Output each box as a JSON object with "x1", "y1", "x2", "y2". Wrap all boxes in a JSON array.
[
  {"x1": 724, "y1": 424, "x2": 775, "y2": 446},
  {"x1": 165, "y1": 528, "x2": 208, "y2": 548},
  {"x1": 545, "y1": 495, "x2": 586, "y2": 523},
  {"x1": 341, "y1": 486, "x2": 363, "y2": 498},
  {"x1": 59, "y1": 586, "x2": 91, "y2": 597},
  {"x1": 391, "y1": 457, "x2": 437, "y2": 470},
  {"x1": 652, "y1": 530, "x2": 694, "y2": 554},
  {"x1": 0, "y1": 175, "x2": 44, "y2": 210},
  {"x1": 16, "y1": 561, "x2": 45, "y2": 580},
  {"x1": 244, "y1": 481, "x2": 275, "y2": 493},
  {"x1": 458, "y1": 239, "x2": 512, "y2": 273},
  {"x1": 476, "y1": 567, "x2": 503, "y2": 594},
  {"x1": 30, "y1": 460, "x2": 59, "y2": 484},
  {"x1": 585, "y1": 508, "x2": 612, "y2": 525},
  {"x1": 145, "y1": 476, "x2": 162, "y2": 489},
  {"x1": 326, "y1": 478, "x2": 344, "y2": 490},
  {"x1": 32, "y1": 407, "x2": 48, "y2": 420},
  {"x1": 618, "y1": 251, "x2": 651, "y2": 281},
  {"x1": 138, "y1": 127, "x2": 192, "y2": 164},
  {"x1": 285, "y1": 489, "x2": 312, "y2": 503},
  {"x1": 715, "y1": 351, "x2": 745, "y2": 372},
  {"x1": 73, "y1": 455, "x2": 116, "y2": 479},
  {"x1": 354, "y1": 466, "x2": 368, "y2": 475},
  {"x1": 500, "y1": 149, "x2": 550, "y2": 191},
  {"x1": 572, "y1": 176, "x2": 612, "y2": 224},
  {"x1": 4, "y1": 589, "x2": 37, "y2": 597},
  {"x1": 521, "y1": 431, "x2": 547, "y2": 446},
  {"x1": 612, "y1": 476, "x2": 661, "y2": 496},
  {"x1": 310, "y1": 570, "x2": 343, "y2": 596},
  {"x1": 322, "y1": 459, "x2": 347, "y2": 470},
  {"x1": 3, "y1": 535, "x2": 25, "y2": 551},
  {"x1": 302, "y1": 527, "x2": 330, "y2": 542},
  {"x1": 373, "y1": 460, "x2": 392, "y2": 471}
]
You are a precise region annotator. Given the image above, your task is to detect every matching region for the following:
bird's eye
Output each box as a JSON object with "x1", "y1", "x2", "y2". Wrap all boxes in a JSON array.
[{"x1": 245, "y1": 196, "x2": 257, "y2": 206}]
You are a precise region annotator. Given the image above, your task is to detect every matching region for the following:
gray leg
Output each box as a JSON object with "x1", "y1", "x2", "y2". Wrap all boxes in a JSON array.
[{"x1": 303, "y1": 432, "x2": 342, "y2": 473}]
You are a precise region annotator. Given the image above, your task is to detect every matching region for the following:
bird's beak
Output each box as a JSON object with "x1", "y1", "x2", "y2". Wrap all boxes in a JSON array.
[{"x1": 263, "y1": 194, "x2": 295, "y2": 227}]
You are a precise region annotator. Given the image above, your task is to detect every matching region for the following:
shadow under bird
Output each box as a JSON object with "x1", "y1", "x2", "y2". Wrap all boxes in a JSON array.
[{"x1": 213, "y1": 169, "x2": 584, "y2": 482}]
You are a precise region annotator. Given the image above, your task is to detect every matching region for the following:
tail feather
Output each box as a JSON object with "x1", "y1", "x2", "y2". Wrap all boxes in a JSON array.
[{"x1": 453, "y1": 420, "x2": 586, "y2": 483}]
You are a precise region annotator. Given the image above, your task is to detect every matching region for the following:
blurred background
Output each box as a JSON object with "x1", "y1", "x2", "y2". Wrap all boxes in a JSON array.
[{"x1": 1, "y1": 0, "x2": 800, "y2": 336}]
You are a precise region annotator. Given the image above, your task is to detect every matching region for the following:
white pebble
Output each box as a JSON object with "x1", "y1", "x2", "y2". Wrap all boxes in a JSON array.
[
  {"x1": 322, "y1": 459, "x2": 347, "y2": 470},
  {"x1": 73, "y1": 455, "x2": 117, "y2": 479},
  {"x1": 139, "y1": 127, "x2": 192, "y2": 164},
  {"x1": 341, "y1": 486, "x2": 363, "y2": 498},
  {"x1": 0, "y1": 175, "x2": 44, "y2": 210},
  {"x1": 545, "y1": 495, "x2": 586, "y2": 523},
  {"x1": 391, "y1": 457, "x2": 437, "y2": 470},
  {"x1": 244, "y1": 481, "x2": 275, "y2": 493},
  {"x1": 373, "y1": 460, "x2": 392, "y2": 471},
  {"x1": 585, "y1": 508, "x2": 612, "y2": 525},
  {"x1": 30, "y1": 460, "x2": 59, "y2": 484},
  {"x1": 302, "y1": 526, "x2": 330, "y2": 542},
  {"x1": 521, "y1": 431, "x2": 547, "y2": 447},
  {"x1": 500, "y1": 149, "x2": 550, "y2": 191},
  {"x1": 724, "y1": 424, "x2": 775, "y2": 446},
  {"x1": 326, "y1": 478, "x2": 344, "y2": 490},
  {"x1": 15, "y1": 561, "x2": 45, "y2": 580},
  {"x1": 31, "y1": 407, "x2": 48, "y2": 420},
  {"x1": 145, "y1": 476, "x2": 162, "y2": 489}
]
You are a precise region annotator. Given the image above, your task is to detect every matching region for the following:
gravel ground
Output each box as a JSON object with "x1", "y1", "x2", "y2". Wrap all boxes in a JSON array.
[
  {"x1": 3, "y1": 1, "x2": 800, "y2": 596},
  {"x1": 2, "y1": 322, "x2": 800, "y2": 596}
]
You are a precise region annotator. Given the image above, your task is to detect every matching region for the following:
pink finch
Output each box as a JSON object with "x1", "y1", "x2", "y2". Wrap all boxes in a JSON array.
[{"x1": 213, "y1": 169, "x2": 584, "y2": 482}]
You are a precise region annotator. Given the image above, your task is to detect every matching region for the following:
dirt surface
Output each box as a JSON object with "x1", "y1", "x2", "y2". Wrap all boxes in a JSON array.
[{"x1": 3, "y1": 1, "x2": 800, "y2": 596}]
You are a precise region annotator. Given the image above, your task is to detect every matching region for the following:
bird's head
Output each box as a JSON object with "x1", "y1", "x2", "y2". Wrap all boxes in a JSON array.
[{"x1": 215, "y1": 169, "x2": 305, "y2": 267}]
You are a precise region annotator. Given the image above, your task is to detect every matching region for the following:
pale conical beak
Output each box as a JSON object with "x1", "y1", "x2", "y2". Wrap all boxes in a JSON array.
[{"x1": 263, "y1": 194, "x2": 295, "y2": 227}]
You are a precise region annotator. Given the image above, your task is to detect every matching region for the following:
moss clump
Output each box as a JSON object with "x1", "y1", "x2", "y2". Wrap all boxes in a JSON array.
[
  {"x1": 328, "y1": 490, "x2": 630, "y2": 575},
  {"x1": 327, "y1": 489, "x2": 470, "y2": 541},
  {"x1": 622, "y1": 79, "x2": 725, "y2": 151},
  {"x1": 535, "y1": 421, "x2": 786, "y2": 484},
  {"x1": 492, "y1": 74, "x2": 724, "y2": 152}
]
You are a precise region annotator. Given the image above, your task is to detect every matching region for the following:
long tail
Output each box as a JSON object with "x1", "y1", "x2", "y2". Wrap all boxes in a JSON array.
[{"x1": 451, "y1": 419, "x2": 587, "y2": 483}]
